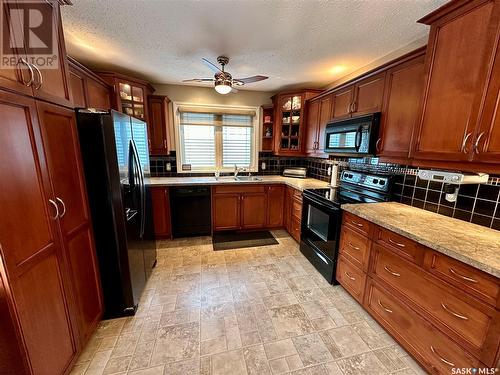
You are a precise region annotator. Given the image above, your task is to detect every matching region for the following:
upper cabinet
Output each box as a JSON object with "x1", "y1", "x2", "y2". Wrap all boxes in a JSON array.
[
  {"x1": 261, "y1": 105, "x2": 274, "y2": 152},
  {"x1": 96, "y1": 71, "x2": 155, "y2": 123},
  {"x1": 147, "y1": 95, "x2": 170, "y2": 156},
  {"x1": 272, "y1": 89, "x2": 322, "y2": 156},
  {"x1": 68, "y1": 57, "x2": 111, "y2": 110},
  {"x1": 331, "y1": 73, "x2": 386, "y2": 121},
  {"x1": 377, "y1": 52, "x2": 426, "y2": 161},
  {"x1": 0, "y1": 1, "x2": 72, "y2": 107},
  {"x1": 306, "y1": 94, "x2": 333, "y2": 156},
  {"x1": 412, "y1": 0, "x2": 500, "y2": 170}
]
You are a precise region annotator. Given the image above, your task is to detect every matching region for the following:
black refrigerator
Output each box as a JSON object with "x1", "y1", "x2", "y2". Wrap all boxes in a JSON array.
[{"x1": 76, "y1": 109, "x2": 156, "y2": 318}]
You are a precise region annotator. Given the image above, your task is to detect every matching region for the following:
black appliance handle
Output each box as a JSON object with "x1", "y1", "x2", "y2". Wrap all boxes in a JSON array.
[
  {"x1": 302, "y1": 194, "x2": 340, "y2": 213},
  {"x1": 354, "y1": 126, "x2": 362, "y2": 152},
  {"x1": 130, "y1": 140, "x2": 146, "y2": 238},
  {"x1": 128, "y1": 141, "x2": 136, "y2": 188}
]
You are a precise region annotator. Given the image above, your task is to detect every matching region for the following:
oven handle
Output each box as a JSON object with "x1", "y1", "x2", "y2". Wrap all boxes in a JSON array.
[
  {"x1": 314, "y1": 250, "x2": 330, "y2": 265},
  {"x1": 355, "y1": 126, "x2": 362, "y2": 152},
  {"x1": 303, "y1": 194, "x2": 340, "y2": 212}
]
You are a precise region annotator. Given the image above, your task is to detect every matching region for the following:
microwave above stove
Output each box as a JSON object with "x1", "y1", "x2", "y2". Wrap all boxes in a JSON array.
[{"x1": 324, "y1": 112, "x2": 380, "y2": 155}]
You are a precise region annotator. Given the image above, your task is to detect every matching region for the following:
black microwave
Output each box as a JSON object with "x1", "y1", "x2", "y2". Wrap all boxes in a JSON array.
[{"x1": 324, "y1": 113, "x2": 380, "y2": 155}]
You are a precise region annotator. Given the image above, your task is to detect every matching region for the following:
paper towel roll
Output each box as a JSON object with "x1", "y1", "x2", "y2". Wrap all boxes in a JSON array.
[{"x1": 330, "y1": 164, "x2": 339, "y2": 187}]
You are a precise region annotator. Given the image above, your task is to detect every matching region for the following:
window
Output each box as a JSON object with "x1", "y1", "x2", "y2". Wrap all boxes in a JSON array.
[{"x1": 175, "y1": 104, "x2": 259, "y2": 173}]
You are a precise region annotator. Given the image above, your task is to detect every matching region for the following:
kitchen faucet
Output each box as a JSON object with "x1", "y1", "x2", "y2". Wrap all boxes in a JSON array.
[{"x1": 234, "y1": 164, "x2": 246, "y2": 178}]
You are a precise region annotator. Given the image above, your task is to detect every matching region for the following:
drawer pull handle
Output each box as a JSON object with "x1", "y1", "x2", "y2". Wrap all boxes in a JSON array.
[
  {"x1": 441, "y1": 303, "x2": 469, "y2": 320},
  {"x1": 377, "y1": 300, "x2": 393, "y2": 313},
  {"x1": 430, "y1": 346, "x2": 455, "y2": 367},
  {"x1": 348, "y1": 242, "x2": 360, "y2": 250},
  {"x1": 388, "y1": 238, "x2": 405, "y2": 248},
  {"x1": 344, "y1": 271, "x2": 356, "y2": 281},
  {"x1": 384, "y1": 265, "x2": 401, "y2": 277},
  {"x1": 449, "y1": 268, "x2": 478, "y2": 283},
  {"x1": 351, "y1": 220, "x2": 363, "y2": 227}
]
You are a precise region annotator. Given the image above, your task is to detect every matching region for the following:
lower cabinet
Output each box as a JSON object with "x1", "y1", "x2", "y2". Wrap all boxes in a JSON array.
[
  {"x1": 336, "y1": 213, "x2": 500, "y2": 374},
  {"x1": 212, "y1": 185, "x2": 284, "y2": 231},
  {"x1": 0, "y1": 90, "x2": 103, "y2": 374},
  {"x1": 150, "y1": 186, "x2": 172, "y2": 238},
  {"x1": 284, "y1": 187, "x2": 303, "y2": 242}
]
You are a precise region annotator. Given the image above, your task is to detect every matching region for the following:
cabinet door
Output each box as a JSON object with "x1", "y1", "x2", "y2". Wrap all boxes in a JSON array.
[
  {"x1": 317, "y1": 94, "x2": 333, "y2": 152},
  {"x1": 241, "y1": 193, "x2": 267, "y2": 229},
  {"x1": 36, "y1": 102, "x2": 102, "y2": 344},
  {"x1": 0, "y1": 91, "x2": 76, "y2": 374},
  {"x1": 474, "y1": 36, "x2": 500, "y2": 164},
  {"x1": 332, "y1": 86, "x2": 354, "y2": 120},
  {"x1": 148, "y1": 96, "x2": 169, "y2": 155},
  {"x1": 0, "y1": 0, "x2": 32, "y2": 96},
  {"x1": 378, "y1": 55, "x2": 425, "y2": 160},
  {"x1": 213, "y1": 194, "x2": 240, "y2": 231},
  {"x1": 31, "y1": 3, "x2": 72, "y2": 107},
  {"x1": 267, "y1": 186, "x2": 285, "y2": 227},
  {"x1": 305, "y1": 99, "x2": 320, "y2": 154},
  {"x1": 413, "y1": 0, "x2": 497, "y2": 162},
  {"x1": 86, "y1": 79, "x2": 111, "y2": 110},
  {"x1": 151, "y1": 187, "x2": 171, "y2": 238},
  {"x1": 68, "y1": 68, "x2": 87, "y2": 108},
  {"x1": 353, "y1": 72, "x2": 386, "y2": 115}
]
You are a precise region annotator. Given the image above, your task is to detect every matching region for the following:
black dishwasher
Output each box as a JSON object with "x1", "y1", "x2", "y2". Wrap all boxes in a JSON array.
[{"x1": 170, "y1": 186, "x2": 211, "y2": 238}]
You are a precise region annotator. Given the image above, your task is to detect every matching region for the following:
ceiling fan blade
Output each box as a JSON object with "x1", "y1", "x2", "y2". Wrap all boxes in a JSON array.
[
  {"x1": 202, "y1": 58, "x2": 222, "y2": 73},
  {"x1": 234, "y1": 75, "x2": 268, "y2": 84},
  {"x1": 182, "y1": 78, "x2": 214, "y2": 82}
]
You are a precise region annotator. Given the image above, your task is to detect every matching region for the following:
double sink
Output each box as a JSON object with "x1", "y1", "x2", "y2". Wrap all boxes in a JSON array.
[{"x1": 217, "y1": 176, "x2": 263, "y2": 182}]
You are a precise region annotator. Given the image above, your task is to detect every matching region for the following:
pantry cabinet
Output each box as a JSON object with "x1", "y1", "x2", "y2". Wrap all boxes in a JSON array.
[
  {"x1": 377, "y1": 52, "x2": 426, "y2": 161},
  {"x1": 212, "y1": 184, "x2": 285, "y2": 231},
  {"x1": 412, "y1": 0, "x2": 500, "y2": 170},
  {"x1": 68, "y1": 57, "x2": 111, "y2": 110}
]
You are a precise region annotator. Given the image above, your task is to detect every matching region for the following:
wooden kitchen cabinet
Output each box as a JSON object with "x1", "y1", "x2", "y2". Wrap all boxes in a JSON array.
[
  {"x1": 331, "y1": 73, "x2": 386, "y2": 121},
  {"x1": 377, "y1": 52, "x2": 425, "y2": 161},
  {"x1": 267, "y1": 185, "x2": 285, "y2": 228},
  {"x1": 337, "y1": 212, "x2": 500, "y2": 373},
  {"x1": 412, "y1": 0, "x2": 499, "y2": 166},
  {"x1": 36, "y1": 102, "x2": 103, "y2": 344},
  {"x1": 150, "y1": 187, "x2": 172, "y2": 238},
  {"x1": 213, "y1": 193, "x2": 241, "y2": 231},
  {"x1": 284, "y1": 186, "x2": 303, "y2": 242},
  {"x1": 241, "y1": 193, "x2": 268, "y2": 229},
  {"x1": 272, "y1": 89, "x2": 322, "y2": 156},
  {"x1": 68, "y1": 57, "x2": 111, "y2": 110},
  {"x1": 148, "y1": 95, "x2": 170, "y2": 156},
  {"x1": 306, "y1": 94, "x2": 333, "y2": 155}
]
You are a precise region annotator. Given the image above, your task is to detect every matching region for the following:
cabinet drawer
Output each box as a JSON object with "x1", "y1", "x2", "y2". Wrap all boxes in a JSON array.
[
  {"x1": 365, "y1": 280, "x2": 480, "y2": 374},
  {"x1": 424, "y1": 250, "x2": 500, "y2": 308},
  {"x1": 339, "y1": 226, "x2": 370, "y2": 272},
  {"x1": 375, "y1": 227, "x2": 422, "y2": 264},
  {"x1": 291, "y1": 216, "x2": 301, "y2": 242},
  {"x1": 371, "y1": 244, "x2": 494, "y2": 352},
  {"x1": 342, "y1": 212, "x2": 372, "y2": 237},
  {"x1": 214, "y1": 185, "x2": 266, "y2": 194},
  {"x1": 337, "y1": 256, "x2": 366, "y2": 303},
  {"x1": 291, "y1": 197, "x2": 303, "y2": 220},
  {"x1": 292, "y1": 188, "x2": 302, "y2": 200}
]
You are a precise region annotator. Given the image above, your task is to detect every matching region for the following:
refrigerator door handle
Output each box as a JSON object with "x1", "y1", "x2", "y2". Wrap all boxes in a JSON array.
[{"x1": 131, "y1": 140, "x2": 146, "y2": 238}]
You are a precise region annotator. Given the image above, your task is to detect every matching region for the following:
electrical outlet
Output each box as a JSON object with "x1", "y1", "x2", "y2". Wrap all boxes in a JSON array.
[
  {"x1": 327, "y1": 166, "x2": 332, "y2": 176},
  {"x1": 261, "y1": 162, "x2": 266, "y2": 170},
  {"x1": 166, "y1": 162, "x2": 171, "y2": 171}
]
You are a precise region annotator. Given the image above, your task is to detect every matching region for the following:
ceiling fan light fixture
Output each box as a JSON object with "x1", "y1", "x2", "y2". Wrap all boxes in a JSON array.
[{"x1": 214, "y1": 81, "x2": 232, "y2": 94}]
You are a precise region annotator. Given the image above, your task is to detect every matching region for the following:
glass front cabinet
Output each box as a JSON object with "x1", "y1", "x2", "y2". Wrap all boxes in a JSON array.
[{"x1": 272, "y1": 89, "x2": 323, "y2": 156}]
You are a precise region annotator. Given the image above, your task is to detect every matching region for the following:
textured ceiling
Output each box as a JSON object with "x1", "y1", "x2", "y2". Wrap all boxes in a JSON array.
[{"x1": 61, "y1": 0, "x2": 447, "y2": 92}]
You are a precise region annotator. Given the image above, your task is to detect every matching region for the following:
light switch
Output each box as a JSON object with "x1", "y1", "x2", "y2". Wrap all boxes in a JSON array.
[{"x1": 261, "y1": 162, "x2": 266, "y2": 170}]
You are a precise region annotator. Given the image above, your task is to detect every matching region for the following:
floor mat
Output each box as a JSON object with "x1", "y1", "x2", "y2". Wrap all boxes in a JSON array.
[{"x1": 213, "y1": 231, "x2": 278, "y2": 251}]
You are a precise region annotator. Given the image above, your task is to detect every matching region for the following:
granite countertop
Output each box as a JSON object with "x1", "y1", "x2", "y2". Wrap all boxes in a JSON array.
[
  {"x1": 341, "y1": 202, "x2": 500, "y2": 278},
  {"x1": 145, "y1": 175, "x2": 330, "y2": 191}
]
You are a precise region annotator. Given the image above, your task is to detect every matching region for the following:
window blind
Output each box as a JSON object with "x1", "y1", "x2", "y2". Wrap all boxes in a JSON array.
[{"x1": 178, "y1": 110, "x2": 255, "y2": 171}]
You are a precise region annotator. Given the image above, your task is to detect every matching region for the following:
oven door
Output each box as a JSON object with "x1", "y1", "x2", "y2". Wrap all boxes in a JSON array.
[{"x1": 301, "y1": 194, "x2": 341, "y2": 261}]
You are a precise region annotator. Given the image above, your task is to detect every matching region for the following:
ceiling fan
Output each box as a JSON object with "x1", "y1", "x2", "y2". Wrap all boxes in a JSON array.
[{"x1": 182, "y1": 56, "x2": 268, "y2": 94}]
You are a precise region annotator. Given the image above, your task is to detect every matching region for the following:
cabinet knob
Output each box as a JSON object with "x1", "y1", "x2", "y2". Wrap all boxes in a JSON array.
[
  {"x1": 56, "y1": 197, "x2": 66, "y2": 218},
  {"x1": 17, "y1": 59, "x2": 34, "y2": 87},
  {"x1": 375, "y1": 138, "x2": 382, "y2": 153},
  {"x1": 48, "y1": 199, "x2": 59, "y2": 220},
  {"x1": 461, "y1": 132, "x2": 472, "y2": 153},
  {"x1": 473, "y1": 132, "x2": 485, "y2": 154}
]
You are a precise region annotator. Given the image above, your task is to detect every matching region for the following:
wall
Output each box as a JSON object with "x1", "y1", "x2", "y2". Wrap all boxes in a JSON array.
[{"x1": 153, "y1": 83, "x2": 274, "y2": 151}]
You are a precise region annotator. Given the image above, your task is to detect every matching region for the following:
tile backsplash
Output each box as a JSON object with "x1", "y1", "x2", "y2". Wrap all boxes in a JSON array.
[{"x1": 150, "y1": 153, "x2": 500, "y2": 230}]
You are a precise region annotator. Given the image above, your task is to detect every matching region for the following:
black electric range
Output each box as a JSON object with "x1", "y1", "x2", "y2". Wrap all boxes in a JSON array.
[{"x1": 300, "y1": 170, "x2": 393, "y2": 284}]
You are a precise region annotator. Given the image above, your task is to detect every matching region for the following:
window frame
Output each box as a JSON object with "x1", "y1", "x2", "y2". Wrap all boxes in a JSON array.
[{"x1": 173, "y1": 102, "x2": 261, "y2": 174}]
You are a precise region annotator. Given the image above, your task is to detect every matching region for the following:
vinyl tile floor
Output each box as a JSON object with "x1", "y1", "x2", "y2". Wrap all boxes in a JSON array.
[{"x1": 70, "y1": 230, "x2": 427, "y2": 375}]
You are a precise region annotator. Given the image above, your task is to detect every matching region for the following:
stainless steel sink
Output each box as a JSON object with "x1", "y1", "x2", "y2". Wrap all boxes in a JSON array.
[{"x1": 235, "y1": 176, "x2": 262, "y2": 182}]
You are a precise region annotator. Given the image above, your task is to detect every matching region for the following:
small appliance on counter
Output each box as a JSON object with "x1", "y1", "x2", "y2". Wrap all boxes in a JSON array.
[
  {"x1": 283, "y1": 167, "x2": 307, "y2": 178},
  {"x1": 300, "y1": 170, "x2": 393, "y2": 284},
  {"x1": 324, "y1": 113, "x2": 380, "y2": 155}
]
